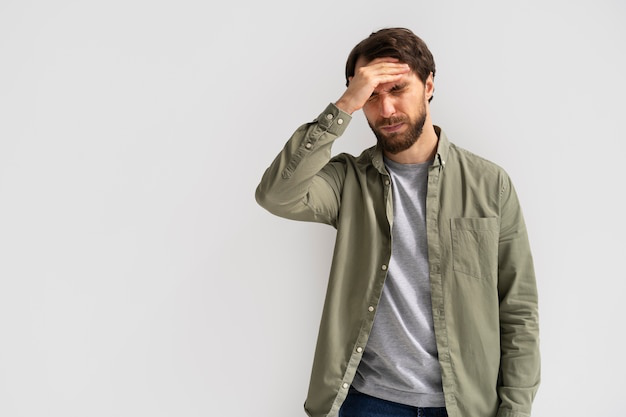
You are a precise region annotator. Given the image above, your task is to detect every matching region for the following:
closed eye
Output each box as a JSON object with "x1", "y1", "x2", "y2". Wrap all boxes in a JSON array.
[
  {"x1": 390, "y1": 83, "x2": 407, "y2": 94},
  {"x1": 368, "y1": 83, "x2": 408, "y2": 102}
]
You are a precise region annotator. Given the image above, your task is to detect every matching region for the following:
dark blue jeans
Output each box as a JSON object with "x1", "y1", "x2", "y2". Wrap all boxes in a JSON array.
[{"x1": 339, "y1": 387, "x2": 448, "y2": 417}]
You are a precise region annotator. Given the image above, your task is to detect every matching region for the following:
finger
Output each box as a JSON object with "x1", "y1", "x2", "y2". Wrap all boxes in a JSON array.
[
  {"x1": 356, "y1": 63, "x2": 409, "y2": 80},
  {"x1": 376, "y1": 73, "x2": 406, "y2": 84},
  {"x1": 382, "y1": 63, "x2": 411, "y2": 73},
  {"x1": 368, "y1": 61, "x2": 410, "y2": 72},
  {"x1": 370, "y1": 64, "x2": 410, "y2": 77}
]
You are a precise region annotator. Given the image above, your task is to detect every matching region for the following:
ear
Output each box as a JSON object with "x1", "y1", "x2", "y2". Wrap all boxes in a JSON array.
[{"x1": 424, "y1": 72, "x2": 434, "y2": 100}]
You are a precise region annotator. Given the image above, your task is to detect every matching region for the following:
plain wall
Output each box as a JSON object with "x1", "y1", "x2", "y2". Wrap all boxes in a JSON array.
[{"x1": 1, "y1": 0, "x2": 624, "y2": 416}]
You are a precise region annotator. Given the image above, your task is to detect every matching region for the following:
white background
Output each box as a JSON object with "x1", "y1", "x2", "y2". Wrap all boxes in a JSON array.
[{"x1": 1, "y1": 1, "x2": 624, "y2": 416}]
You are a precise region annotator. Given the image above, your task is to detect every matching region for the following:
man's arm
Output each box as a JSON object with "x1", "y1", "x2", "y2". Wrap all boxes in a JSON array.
[
  {"x1": 256, "y1": 58, "x2": 410, "y2": 224},
  {"x1": 496, "y1": 174, "x2": 540, "y2": 417},
  {"x1": 255, "y1": 103, "x2": 352, "y2": 226}
]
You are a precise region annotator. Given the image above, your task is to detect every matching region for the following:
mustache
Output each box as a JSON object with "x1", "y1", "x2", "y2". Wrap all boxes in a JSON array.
[{"x1": 376, "y1": 116, "x2": 408, "y2": 128}]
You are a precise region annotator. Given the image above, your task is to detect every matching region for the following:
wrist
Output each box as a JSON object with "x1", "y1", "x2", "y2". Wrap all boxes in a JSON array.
[{"x1": 335, "y1": 97, "x2": 357, "y2": 115}]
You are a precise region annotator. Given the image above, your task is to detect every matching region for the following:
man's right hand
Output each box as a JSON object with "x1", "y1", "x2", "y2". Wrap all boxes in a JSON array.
[{"x1": 335, "y1": 57, "x2": 410, "y2": 115}]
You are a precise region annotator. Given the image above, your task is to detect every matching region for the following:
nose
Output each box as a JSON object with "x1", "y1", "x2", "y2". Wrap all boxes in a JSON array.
[{"x1": 379, "y1": 94, "x2": 396, "y2": 118}]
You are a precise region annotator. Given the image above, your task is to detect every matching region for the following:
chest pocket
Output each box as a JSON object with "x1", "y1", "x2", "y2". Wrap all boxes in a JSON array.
[{"x1": 451, "y1": 217, "x2": 499, "y2": 280}]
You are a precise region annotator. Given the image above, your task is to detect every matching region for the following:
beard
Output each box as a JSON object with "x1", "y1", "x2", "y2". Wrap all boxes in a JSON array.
[{"x1": 368, "y1": 101, "x2": 427, "y2": 154}]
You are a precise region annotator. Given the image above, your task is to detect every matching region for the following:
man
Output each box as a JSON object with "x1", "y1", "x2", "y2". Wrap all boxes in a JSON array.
[{"x1": 256, "y1": 28, "x2": 539, "y2": 417}]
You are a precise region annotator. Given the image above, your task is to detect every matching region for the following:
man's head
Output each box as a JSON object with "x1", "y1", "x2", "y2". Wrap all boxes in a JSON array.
[
  {"x1": 346, "y1": 28, "x2": 436, "y2": 155},
  {"x1": 345, "y1": 28, "x2": 436, "y2": 102}
]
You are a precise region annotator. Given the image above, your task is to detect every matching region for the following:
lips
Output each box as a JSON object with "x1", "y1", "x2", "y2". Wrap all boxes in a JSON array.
[{"x1": 380, "y1": 123, "x2": 404, "y2": 133}]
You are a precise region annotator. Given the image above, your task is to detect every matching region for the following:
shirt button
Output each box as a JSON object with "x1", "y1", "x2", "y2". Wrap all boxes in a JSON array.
[
  {"x1": 384, "y1": 179, "x2": 390, "y2": 186},
  {"x1": 305, "y1": 143, "x2": 312, "y2": 149},
  {"x1": 342, "y1": 382, "x2": 349, "y2": 389},
  {"x1": 368, "y1": 306, "x2": 374, "y2": 312},
  {"x1": 356, "y1": 347, "x2": 363, "y2": 353},
  {"x1": 381, "y1": 264, "x2": 387, "y2": 271},
  {"x1": 337, "y1": 118, "x2": 344, "y2": 125},
  {"x1": 326, "y1": 114, "x2": 334, "y2": 120}
]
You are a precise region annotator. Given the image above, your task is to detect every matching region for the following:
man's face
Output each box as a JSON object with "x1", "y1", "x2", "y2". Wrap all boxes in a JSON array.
[{"x1": 357, "y1": 58, "x2": 430, "y2": 154}]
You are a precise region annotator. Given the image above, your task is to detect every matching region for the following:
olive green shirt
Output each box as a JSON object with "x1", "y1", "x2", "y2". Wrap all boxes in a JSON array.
[{"x1": 255, "y1": 103, "x2": 540, "y2": 417}]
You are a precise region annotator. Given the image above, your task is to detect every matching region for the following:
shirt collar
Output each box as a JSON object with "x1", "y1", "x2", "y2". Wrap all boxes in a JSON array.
[{"x1": 433, "y1": 125, "x2": 450, "y2": 168}]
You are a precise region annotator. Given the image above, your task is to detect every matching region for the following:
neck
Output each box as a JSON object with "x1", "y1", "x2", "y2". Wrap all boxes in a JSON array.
[{"x1": 383, "y1": 121, "x2": 438, "y2": 164}]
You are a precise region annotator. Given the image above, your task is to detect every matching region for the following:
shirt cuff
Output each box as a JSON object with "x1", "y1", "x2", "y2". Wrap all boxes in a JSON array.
[{"x1": 314, "y1": 103, "x2": 352, "y2": 136}]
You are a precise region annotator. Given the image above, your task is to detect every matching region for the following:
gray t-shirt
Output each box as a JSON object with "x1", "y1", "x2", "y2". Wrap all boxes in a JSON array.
[{"x1": 351, "y1": 157, "x2": 444, "y2": 407}]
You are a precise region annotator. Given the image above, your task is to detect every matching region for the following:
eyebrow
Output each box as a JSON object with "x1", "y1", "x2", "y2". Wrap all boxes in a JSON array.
[{"x1": 390, "y1": 82, "x2": 408, "y2": 92}]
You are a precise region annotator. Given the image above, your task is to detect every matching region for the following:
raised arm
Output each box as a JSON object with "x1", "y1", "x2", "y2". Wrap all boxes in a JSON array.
[
  {"x1": 255, "y1": 58, "x2": 410, "y2": 226},
  {"x1": 255, "y1": 103, "x2": 352, "y2": 226}
]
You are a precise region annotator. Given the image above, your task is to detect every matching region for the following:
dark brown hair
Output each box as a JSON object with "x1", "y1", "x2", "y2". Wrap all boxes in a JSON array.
[{"x1": 345, "y1": 28, "x2": 436, "y2": 101}]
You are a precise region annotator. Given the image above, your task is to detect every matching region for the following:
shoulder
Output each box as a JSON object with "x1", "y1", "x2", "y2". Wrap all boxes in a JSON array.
[
  {"x1": 448, "y1": 141, "x2": 508, "y2": 179},
  {"x1": 445, "y1": 141, "x2": 514, "y2": 198}
]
